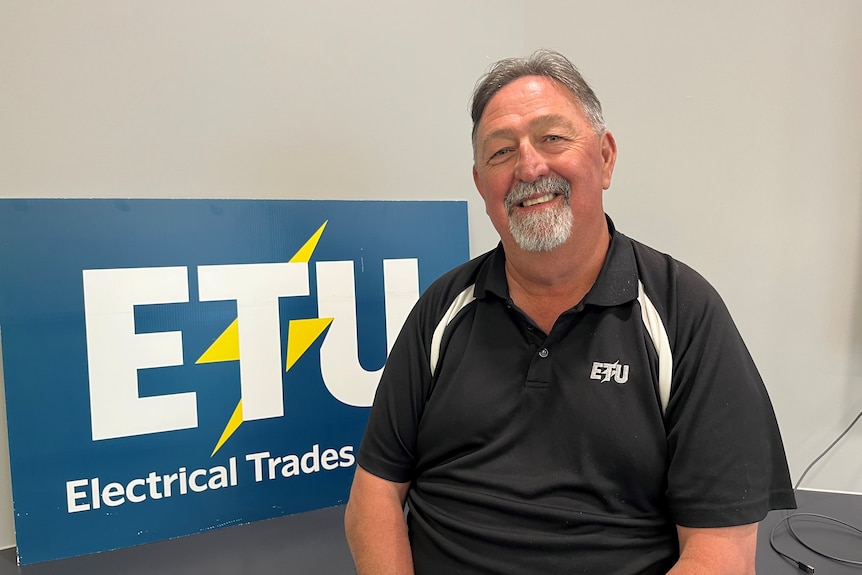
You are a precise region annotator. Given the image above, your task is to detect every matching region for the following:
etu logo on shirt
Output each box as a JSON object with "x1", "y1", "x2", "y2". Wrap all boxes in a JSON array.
[{"x1": 589, "y1": 361, "x2": 630, "y2": 384}]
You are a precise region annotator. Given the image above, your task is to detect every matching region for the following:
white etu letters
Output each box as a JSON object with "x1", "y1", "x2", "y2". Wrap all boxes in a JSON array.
[{"x1": 83, "y1": 259, "x2": 419, "y2": 441}]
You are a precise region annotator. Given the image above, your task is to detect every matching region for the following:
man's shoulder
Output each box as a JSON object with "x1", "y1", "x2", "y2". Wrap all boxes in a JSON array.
[
  {"x1": 408, "y1": 247, "x2": 494, "y2": 323},
  {"x1": 616, "y1": 231, "x2": 732, "y2": 336},
  {"x1": 619, "y1": 232, "x2": 719, "y2": 299}
]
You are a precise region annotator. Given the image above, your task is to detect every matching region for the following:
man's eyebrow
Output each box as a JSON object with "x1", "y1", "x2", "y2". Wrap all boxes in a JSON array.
[
  {"x1": 481, "y1": 127, "x2": 517, "y2": 144},
  {"x1": 529, "y1": 114, "x2": 579, "y2": 132},
  {"x1": 481, "y1": 114, "x2": 580, "y2": 144}
]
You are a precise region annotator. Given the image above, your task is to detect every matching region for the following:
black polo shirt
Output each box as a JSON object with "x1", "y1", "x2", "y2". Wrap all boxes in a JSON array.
[{"x1": 358, "y1": 218, "x2": 795, "y2": 575}]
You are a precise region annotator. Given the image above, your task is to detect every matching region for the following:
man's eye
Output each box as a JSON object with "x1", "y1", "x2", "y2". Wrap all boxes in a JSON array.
[
  {"x1": 491, "y1": 148, "x2": 512, "y2": 159},
  {"x1": 545, "y1": 135, "x2": 563, "y2": 142}
]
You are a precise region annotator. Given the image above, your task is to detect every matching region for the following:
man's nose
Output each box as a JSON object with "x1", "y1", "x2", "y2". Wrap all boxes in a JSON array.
[{"x1": 514, "y1": 143, "x2": 549, "y2": 183}]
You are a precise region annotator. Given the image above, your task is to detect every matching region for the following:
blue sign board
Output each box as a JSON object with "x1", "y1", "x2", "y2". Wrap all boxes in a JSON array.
[{"x1": 0, "y1": 199, "x2": 469, "y2": 564}]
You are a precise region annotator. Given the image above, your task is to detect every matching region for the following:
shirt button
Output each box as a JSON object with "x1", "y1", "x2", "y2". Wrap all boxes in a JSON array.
[{"x1": 538, "y1": 348, "x2": 549, "y2": 358}]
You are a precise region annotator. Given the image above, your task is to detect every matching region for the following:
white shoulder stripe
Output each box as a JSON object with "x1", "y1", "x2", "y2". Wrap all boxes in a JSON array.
[
  {"x1": 638, "y1": 281, "x2": 673, "y2": 415},
  {"x1": 430, "y1": 284, "x2": 476, "y2": 376}
]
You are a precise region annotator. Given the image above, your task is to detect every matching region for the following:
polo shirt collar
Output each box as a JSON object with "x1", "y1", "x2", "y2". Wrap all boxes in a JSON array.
[{"x1": 475, "y1": 215, "x2": 639, "y2": 308}]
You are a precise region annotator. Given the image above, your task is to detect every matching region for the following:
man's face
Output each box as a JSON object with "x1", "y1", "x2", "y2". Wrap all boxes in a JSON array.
[{"x1": 472, "y1": 76, "x2": 617, "y2": 253}]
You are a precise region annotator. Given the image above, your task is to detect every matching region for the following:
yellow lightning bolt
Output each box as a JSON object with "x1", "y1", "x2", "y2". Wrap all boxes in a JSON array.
[
  {"x1": 196, "y1": 318, "x2": 239, "y2": 363},
  {"x1": 286, "y1": 318, "x2": 334, "y2": 371},
  {"x1": 198, "y1": 221, "x2": 334, "y2": 456}
]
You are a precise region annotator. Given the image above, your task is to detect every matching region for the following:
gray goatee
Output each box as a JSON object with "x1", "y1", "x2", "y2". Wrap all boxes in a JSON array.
[{"x1": 504, "y1": 177, "x2": 572, "y2": 252}]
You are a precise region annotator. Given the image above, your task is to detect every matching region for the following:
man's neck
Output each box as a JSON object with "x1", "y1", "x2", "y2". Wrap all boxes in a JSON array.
[{"x1": 503, "y1": 225, "x2": 610, "y2": 333}]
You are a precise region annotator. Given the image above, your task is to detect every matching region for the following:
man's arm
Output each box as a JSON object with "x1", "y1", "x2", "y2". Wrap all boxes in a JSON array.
[
  {"x1": 667, "y1": 523, "x2": 758, "y2": 575},
  {"x1": 344, "y1": 465, "x2": 414, "y2": 575}
]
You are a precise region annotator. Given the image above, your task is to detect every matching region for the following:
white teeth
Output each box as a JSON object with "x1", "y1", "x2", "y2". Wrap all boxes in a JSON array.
[{"x1": 521, "y1": 193, "x2": 555, "y2": 207}]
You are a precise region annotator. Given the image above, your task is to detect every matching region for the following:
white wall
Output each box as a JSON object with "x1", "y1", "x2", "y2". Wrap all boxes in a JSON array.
[
  {"x1": 1, "y1": 0, "x2": 860, "y2": 552},
  {"x1": 526, "y1": 0, "x2": 862, "y2": 491}
]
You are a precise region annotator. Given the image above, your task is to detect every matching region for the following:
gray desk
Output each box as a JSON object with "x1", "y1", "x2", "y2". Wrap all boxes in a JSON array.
[
  {"x1": 0, "y1": 489, "x2": 858, "y2": 574},
  {"x1": 0, "y1": 505, "x2": 355, "y2": 575},
  {"x1": 757, "y1": 488, "x2": 862, "y2": 574}
]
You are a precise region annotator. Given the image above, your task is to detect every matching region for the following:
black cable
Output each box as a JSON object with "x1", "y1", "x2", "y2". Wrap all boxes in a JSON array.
[
  {"x1": 769, "y1": 519, "x2": 815, "y2": 573},
  {"x1": 769, "y1": 409, "x2": 862, "y2": 572},
  {"x1": 785, "y1": 513, "x2": 862, "y2": 566},
  {"x1": 793, "y1": 410, "x2": 862, "y2": 491}
]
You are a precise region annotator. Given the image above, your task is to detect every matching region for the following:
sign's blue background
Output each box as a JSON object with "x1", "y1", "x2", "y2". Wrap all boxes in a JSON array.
[{"x1": 0, "y1": 199, "x2": 469, "y2": 564}]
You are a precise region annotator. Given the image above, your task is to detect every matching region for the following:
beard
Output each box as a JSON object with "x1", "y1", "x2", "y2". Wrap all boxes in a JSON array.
[{"x1": 504, "y1": 177, "x2": 573, "y2": 252}]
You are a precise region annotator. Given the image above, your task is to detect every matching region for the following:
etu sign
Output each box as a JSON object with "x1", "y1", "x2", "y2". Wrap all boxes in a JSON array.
[
  {"x1": 0, "y1": 199, "x2": 468, "y2": 564},
  {"x1": 84, "y1": 255, "x2": 416, "y2": 443}
]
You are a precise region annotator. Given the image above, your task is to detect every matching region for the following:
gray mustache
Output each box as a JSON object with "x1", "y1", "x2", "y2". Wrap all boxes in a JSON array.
[{"x1": 505, "y1": 177, "x2": 571, "y2": 212}]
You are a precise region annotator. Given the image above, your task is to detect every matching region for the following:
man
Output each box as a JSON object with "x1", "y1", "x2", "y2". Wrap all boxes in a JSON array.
[{"x1": 344, "y1": 49, "x2": 795, "y2": 574}]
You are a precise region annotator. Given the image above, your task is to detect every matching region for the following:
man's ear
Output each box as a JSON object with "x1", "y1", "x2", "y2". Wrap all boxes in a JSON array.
[
  {"x1": 472, "y1": 165, "x2": 486, "y2": 200},
  {"x1": 600, "y1": 131, "x2": 618, "y2": 190}
]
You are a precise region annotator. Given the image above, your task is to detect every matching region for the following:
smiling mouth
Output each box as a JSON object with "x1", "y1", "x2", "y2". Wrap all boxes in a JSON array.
[
  {"x1": 506, "y1": 177, "x2": 571, "y2": 213},
  {"x1": 520, "y1": 193, "x2": 557, "y2": 208}
]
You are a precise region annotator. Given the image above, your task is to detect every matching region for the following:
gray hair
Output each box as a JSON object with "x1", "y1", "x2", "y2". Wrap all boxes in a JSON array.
[{"x1": 470, "y1": 50, "x2": 606, "y2": 154}]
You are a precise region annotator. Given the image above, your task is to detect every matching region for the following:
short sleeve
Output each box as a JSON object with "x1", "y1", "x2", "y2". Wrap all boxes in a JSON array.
[{"x1": 662, "y1": 263, "x2": 795, "y2": 526}]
